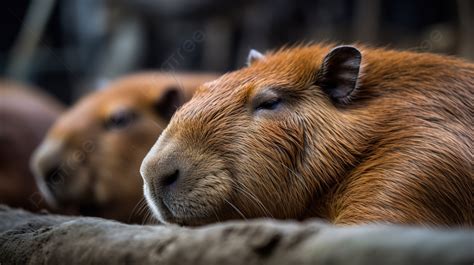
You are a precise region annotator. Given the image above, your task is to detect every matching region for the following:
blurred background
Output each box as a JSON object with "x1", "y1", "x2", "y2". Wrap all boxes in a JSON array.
[{"x1": 1, "y1": 0, "x2": 473, "y2": 103}]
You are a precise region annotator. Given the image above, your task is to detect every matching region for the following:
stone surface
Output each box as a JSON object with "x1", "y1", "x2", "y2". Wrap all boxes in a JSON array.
[{"x1": 0, "y1": 205, "x2": 473, "y2": 265}]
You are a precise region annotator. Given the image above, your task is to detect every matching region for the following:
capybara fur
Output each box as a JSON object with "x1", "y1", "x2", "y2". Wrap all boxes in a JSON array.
[
  {"x1": 31, "y1": 72, "x2": 217, "y2": 223},
  {"x1": 0, "y1": 80, "x2": 64, "y2": 211},
  {"x1": 141, "y1": 44, "x2": 473, "y2": 226}
]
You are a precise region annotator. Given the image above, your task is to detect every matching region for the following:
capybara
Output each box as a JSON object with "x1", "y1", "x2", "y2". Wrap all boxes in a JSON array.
[
  {"x1": 141, "y1": 44, "x2": 473, "y2": 226},
  {"x1": 0, "y1": 80, "x2": 64, "y2": 211},
  {"x1": 31, "y1": 72, "x2": 217, "y2": 223}
]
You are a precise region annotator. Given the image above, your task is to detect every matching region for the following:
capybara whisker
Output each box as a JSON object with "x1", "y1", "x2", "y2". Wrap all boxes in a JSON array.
[
  {"x1": 229, "y1": 181, "x2": 273, "y2": 218},
  {"x1": 223, "y1": 198, "x2": 247, "y2": 220}
]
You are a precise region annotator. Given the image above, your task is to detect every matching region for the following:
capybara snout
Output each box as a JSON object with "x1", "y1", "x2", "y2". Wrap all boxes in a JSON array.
[
  {"x1": 32, "y1": 139, "x2": 77, "y2": 206},
  {"x1": 142, "y1": 44, "x2": 473, "y2": 226},
  {"x1": 141, "y1": 134, "x2": 232, "y2": 225}
]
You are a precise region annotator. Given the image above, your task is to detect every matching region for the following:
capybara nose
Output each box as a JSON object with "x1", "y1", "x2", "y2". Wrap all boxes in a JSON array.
[
  {"x1": 160, "y1": 169, "x2": 180, "y2": 188},
  {"x1": 31, "y1": 140, "x2": 62, "y2": 179},
  {"x1": 140, "y1": 140, "x2": 186, "y2": 194},
  {"x1": 43, "y1": 164, "x2": 65, "y2": 191},
  {"x1": 30, "y1": 139, "x2": 64, "y2": 203},
  {"x1": 141, "y1": 152, "x2": 181, "y2": 192}
]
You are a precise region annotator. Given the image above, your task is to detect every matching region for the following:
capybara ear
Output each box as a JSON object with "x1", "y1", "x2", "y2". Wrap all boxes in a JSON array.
[
  {"x1": 247, "y1": 49, "x2": 265, "y2": 66},
  {"x1": 154, "y1": 86, "x2": 184, "y2": 121},
  {"x1": 317, "y1": 45, "x2": 362, "y2": 104}
]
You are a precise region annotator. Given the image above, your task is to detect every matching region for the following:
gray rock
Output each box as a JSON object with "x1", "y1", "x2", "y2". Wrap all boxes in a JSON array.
[{"x1": 0, "y1": 205, "x2": 473, "y2": 265}]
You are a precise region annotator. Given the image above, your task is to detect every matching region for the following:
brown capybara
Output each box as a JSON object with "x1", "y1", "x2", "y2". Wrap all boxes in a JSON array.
[
  {"x1": 140, "y1": 44, "x2": 473, "y2": 227},
  {"x1": 31, "y1": 72, "x2": 218, "y2": 223},
  {"x1": 0, "y1": 80, "x2": 64, "y2": 211}
]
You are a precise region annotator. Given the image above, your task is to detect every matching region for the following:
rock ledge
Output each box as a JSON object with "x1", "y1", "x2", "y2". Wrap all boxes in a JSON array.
[{"x1": 1, "y1": 205, "x2": 473, "y2": 265}]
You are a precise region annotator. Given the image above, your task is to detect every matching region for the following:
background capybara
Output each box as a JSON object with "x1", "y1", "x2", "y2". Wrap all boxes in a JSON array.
[
  {"x1": 31, "y1": 72, "x2": 217, "y2": 223},
  {"x1": 141, "y1": 44, "x2": 473, "y2": 226},
  {"x1": 0, "y1": 80, "x2": 64, "y2": 211}
]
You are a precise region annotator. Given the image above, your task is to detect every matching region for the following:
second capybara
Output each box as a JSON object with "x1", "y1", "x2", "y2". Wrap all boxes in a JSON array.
[
  {"x1": 31, "y1": 72, "x2": 218, "y2": 223},
  {"x1": 141, "y1": 44, "x2": 473, "y2": 226},
  {"x1": 0, "y1": 80, "x2": 64, "y2": 211}
]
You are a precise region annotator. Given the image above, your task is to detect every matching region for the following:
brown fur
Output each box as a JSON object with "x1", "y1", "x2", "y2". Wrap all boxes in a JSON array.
[
  {"x1": 0, "y1": 80, "x2": 64, "y2": 211},
  {"x1": 31, "y1": 72, "x2": 217, "y2": 223},
  {"x1": 141, "y1": 44, "x2": 473, "y2": 226}
]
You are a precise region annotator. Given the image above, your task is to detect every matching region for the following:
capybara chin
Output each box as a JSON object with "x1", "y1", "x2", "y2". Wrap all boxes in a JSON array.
[
  {"x1": 141, "y1": 44, "x2": 473, "y2": 226},
  {"x1": 31, "y1": 72, "x2": 217, "y2": 223}
]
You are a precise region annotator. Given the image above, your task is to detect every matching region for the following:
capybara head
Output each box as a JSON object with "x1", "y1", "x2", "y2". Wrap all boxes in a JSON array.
[
  {"x1": 31, "y1": 72, "x2": 217, "y2": 222},
  {"x1": 0, "y1": 80, "x2": 63, "y2": 211},
  {"x1": 141, "y1": 45, "x2": 474, "y2": 226},
  {"x1": 141, "y1": 45, "x2": 367, "y2": 225}
]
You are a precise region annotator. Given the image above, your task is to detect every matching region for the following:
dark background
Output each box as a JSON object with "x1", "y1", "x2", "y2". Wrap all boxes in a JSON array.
[{"x1": 1, "y1": 0, "x2": 473, "y2": 104}]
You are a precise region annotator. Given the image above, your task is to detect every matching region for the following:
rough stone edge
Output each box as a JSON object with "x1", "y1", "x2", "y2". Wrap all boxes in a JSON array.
[{"x1": 1, "y1": 205, "x2": 473, "y2": 265}]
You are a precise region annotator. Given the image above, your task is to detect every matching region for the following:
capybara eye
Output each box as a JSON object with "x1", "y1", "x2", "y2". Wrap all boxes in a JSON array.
[
  {"x1": 255, "y1": 97, "x2": 282, "y2": 111},
  {"x1": 104, "y1": 110, "x2": 137, "y2": 130}
]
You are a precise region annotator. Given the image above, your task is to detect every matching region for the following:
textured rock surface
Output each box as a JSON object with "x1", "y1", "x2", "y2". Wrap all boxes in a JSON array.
[{"x1": 0, "y1": 205, "x2": 473, "y2": 265}]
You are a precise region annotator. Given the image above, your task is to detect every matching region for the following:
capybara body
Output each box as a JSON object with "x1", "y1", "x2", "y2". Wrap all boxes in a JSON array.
[
  {"x1": 0, "y1": 80, "x2": 64, "y2": 211},
  {"x1": 31, "y1": 72, "x2": 217, "y2": 222},
  {"x1": 141, "y1": 44, "x2": 473, "y2": 226}
]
